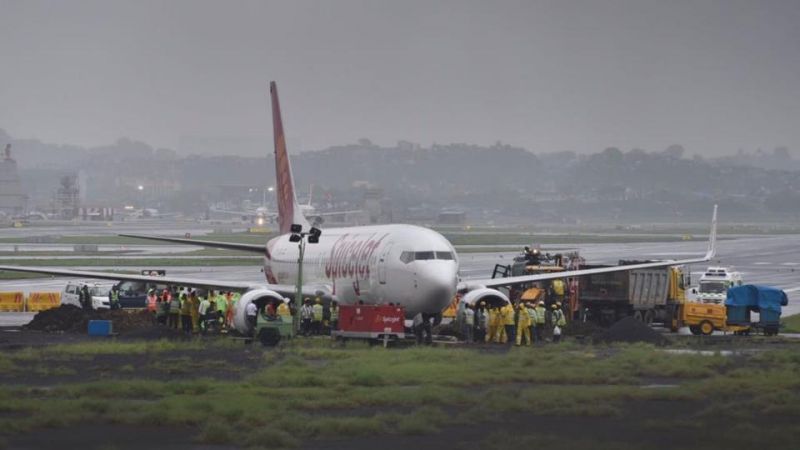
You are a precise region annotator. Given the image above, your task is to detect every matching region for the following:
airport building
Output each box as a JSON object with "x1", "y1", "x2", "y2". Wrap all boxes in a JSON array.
[{"x1": 0, "y1": 144, "x2": 26, "y2": 216}]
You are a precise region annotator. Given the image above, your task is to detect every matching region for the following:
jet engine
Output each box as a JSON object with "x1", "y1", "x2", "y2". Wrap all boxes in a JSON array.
[
  {"x1": 461, "y1": 287, "x2": 510, "y2": 308},
  {"x1": 232, "y1": 288, "x2": 288, "y2": 334}
]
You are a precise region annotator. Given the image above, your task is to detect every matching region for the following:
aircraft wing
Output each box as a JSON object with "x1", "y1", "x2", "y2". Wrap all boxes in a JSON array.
[
  {"x1": 118, "y1": 234, "x2": 266, "y2": 253},
  {"x1": 313, "y1": 209, "x2": 363, "y2": 217},
  {"x1": 463, "y1": 205, "x2": 718, "y2": 290},
  {"x1": 211, "y1": 208, "x2": 278, "y2": 218},
  {"x1": 0, "y1": 265, "x2": 333, "y2": 299}
]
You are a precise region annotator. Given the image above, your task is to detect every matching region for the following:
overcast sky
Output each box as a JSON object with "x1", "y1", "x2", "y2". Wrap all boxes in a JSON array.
[{"x1": 2, "y1": 0, "x2": 799, "y2": 156}]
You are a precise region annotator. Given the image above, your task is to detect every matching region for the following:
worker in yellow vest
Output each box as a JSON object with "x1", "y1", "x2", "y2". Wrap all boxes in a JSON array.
[
  {"x1": 277, "y1": 298, "x2": 292, "y2": 323},
  {"x1": 552, "y1": 303, "x2": 567, "y2": 343},
  {"x1": 190, "y1": 291, "x2": 201, "y2": 333},
  {"x1": 552, "y1": 279, "x2": 566, "y2": 305},
  {"x1": 486, "y1": 306, "x2": 497, "y2": 343},
  {"x1": 329, "y1": 301, "x2": 339, "y2": 333},
  {"x1": 493, "y1": 306, "x2": 506, "y2": 343},
  {"x1": 516, "y1": 302, "x2": 532, "y2": 346},
  {"x1": 312, "y1": 298, "x2": 324, "y2": 335},
  {"x1": 532, "y1": 301, "x2": 547, "y2": 344},
  {"x1": 501, "y1": 302, "x2": 516, "y2": 345}
]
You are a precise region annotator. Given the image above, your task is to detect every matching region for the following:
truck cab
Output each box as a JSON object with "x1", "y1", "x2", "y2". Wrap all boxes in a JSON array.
[{"x1": 696, "y1": 267, "x2": 742, "y2": 304}]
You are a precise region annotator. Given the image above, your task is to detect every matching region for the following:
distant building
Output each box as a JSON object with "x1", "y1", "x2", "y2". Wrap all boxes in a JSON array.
[{"x1": 0, "y1": 144, "x2": 27, "y2": 216}]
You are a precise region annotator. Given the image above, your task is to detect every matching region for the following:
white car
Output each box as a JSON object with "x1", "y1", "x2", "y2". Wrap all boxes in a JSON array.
[{"x1": 61, "y1": 282, "x2": 113, "y2": 310}]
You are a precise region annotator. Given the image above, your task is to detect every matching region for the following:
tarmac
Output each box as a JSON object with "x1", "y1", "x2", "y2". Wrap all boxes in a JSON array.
[{"x1": 1, "y1": 230, "x2": 799, "y2": 326}]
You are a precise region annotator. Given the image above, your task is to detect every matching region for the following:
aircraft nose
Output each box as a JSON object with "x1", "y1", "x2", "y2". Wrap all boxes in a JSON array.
[{"x1": 418, "y1": 264, "x2": 458, "y2": 311}]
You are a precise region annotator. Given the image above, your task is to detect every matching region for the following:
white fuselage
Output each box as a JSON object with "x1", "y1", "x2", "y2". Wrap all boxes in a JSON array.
[{"x1": 264, "y1": 224, "x2": 458, "y2": 316}]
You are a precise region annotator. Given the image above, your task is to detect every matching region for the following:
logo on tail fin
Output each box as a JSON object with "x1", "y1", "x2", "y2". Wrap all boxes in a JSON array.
[{"x1": 270, "y1": 81, "x2": 309, "y2": 234}]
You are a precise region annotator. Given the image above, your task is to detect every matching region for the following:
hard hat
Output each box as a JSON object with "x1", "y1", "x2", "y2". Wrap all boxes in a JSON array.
[
  {"x1": 532, "y1": 248, "x2": 540, "y2": 255},
  {"x1": 480, "y1": 301, "x2": 485, "y2": 306},
  {"x1": 538, "y1": 301, "x2": 544, "y2": 306},
  {"x1": 555, "y1": 302, "x2": 562, "y2": 308},
  {"x1": 283, "y1": 298, "x2": 290, "y2": 304},
  {"x1": 551, "y1": 304, "x2": 558, "y2": 309}
]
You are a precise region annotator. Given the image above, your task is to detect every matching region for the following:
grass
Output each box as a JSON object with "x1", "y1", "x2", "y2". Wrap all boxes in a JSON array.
[
  {"x1": 1, "y1": 338, "x2": 799, "y2": 448},
  {"x1": 781, "y1": 313, "x2": 800, "y2": 333}
]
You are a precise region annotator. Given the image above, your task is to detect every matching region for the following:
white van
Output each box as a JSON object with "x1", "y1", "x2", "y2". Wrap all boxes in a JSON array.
[{"x1": 61, "y1": 282, "x2": 113, "y2": 310}]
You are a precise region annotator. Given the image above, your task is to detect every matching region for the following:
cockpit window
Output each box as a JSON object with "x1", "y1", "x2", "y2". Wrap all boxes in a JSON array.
[
  {"x1": 436, "y1": 251, "x2": 454, "y2": 260},
  {"x1": 400, "y1": 251, "x2": 455, "y2": 263},
  {"x1": 415, "y1": 251, "x2": 436, "y2": 260}
]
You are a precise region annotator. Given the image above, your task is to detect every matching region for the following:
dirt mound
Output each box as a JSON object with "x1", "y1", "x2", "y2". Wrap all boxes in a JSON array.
[
  {"x1": 563, "y1": 320, "x2": 605, "y2": 340},
  {"x1": 26, "y1": 305, "x2": 155, "y2": 334},
  {"x1": 597, "y1": 316, "x2": 669, "y2": 345}
]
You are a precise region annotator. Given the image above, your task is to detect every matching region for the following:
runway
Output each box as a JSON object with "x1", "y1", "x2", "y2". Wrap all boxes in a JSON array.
[{"x1": 2, "y1": 233, "x2": 798, "y2": 325}]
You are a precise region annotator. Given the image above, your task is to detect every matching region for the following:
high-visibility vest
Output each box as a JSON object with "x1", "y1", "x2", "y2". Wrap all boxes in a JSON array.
[
  {"x1": 478, "y1": 310, "x2": 488, "y2": 329},
  {"x1": 330, "y1": 306, "x2": 339, "y2": 321},
  {"x1": 526, "y1": 307, "x2": 536, "y2": 325},
  {"x1": 502, "y1": 305, "x2": 515, "y2": 326},
  {"x1": 312, "y1": 303, "x2": 323, "y2": 321},
  {"x1": 277, "y1": 302, "x2": 291, "y2": 319},
  {"x1": 517, "y1": 307, "x2": 531, "y2": 328},
  {"x1": 169, "y1": 299, "x2": 181, "y2": 314},
  {"x1": 464, "y1": 308, "x2": 475, "y2": 326},
  {"x1": 533, "y1": 306, "x2": 546, "y2": 325},
  {"x1": 553, "y1": 309, "x2": 566, "y2": 327},
  {"x1": 552, "y1": 279, "x2": 566, "y2": 297}
]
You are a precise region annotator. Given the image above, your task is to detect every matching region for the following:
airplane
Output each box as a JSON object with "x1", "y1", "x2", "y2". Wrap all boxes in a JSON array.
[
  {"x1": 212, "y1": 185, "x2": 361, "y2": 226},
  {"x1": 0, "y1": 81, "x2": 718, "y2": 336}
]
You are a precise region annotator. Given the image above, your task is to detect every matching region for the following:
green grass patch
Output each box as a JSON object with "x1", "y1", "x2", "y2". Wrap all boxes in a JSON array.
[
  {"x1": 781, "y1": 314, "x2": 800, "y2": 333},
  {"x1": 2, "y1": 338, "x2": 800, "y2": 448}
]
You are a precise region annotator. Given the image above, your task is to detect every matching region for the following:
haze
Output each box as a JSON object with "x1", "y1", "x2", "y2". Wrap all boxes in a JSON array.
[{"x1": 1, "y1": 0, "x2": 799, "y2": 156}]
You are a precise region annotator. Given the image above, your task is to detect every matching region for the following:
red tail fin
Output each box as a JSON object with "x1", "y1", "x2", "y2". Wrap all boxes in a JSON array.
[{"x1": 270, "y1": 81, "x2": 308, "y2": 234}]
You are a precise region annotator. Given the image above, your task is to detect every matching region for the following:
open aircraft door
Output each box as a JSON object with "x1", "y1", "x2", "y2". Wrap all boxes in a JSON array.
[{"x1": 378, "y1": 243, "x2": 393, "y2": 285}]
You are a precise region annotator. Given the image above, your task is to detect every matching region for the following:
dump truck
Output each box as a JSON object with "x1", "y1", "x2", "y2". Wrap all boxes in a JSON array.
[{"x1": 578, "y1": 261, "x2": 687, "y2": 326}]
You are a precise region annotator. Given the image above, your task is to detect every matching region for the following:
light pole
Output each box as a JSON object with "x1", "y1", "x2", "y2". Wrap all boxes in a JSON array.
[{"x1": 288, "y1": 224, "x2": 322, "y2": 334}]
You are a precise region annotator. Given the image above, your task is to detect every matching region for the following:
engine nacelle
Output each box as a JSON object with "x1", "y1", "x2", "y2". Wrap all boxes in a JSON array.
[
  {"x1": 233, "y1": 288, "x2": 288, "y2": 334},
  {"x1": 461, "y1": 287, "x2": 510, "y2": 308}
]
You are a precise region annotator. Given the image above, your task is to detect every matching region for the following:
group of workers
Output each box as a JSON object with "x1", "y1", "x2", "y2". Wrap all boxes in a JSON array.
[
  {"x1": 148, "y1": 287, "x2": 240, "y2": 334},
  {"x1": 245, "y1": 296, "x2": 340, "y2": 337},
  {"x1": 459, "y1": 300, "x2": 567, "y2": 345}
]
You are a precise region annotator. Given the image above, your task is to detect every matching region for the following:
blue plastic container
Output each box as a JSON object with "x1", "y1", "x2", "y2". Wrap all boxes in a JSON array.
[
  {"x1": 88, "y1": 320, "x2": 113, "y2": 336},
  {"x1": 759, "y1": 309, "x2": 781, "y2": 326},
  {"x1": 726, "y1": 306, "x2": 749, "y2": 326}
]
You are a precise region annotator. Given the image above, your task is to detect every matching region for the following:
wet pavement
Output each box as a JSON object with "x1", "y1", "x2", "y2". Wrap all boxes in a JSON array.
[{"x1": 2, "y1": 230, "x2": 799, "y2": 324}]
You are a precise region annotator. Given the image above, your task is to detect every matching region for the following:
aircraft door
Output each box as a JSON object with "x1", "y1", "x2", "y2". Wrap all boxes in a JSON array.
[{"x1": 378, "y1": 244, "x2": 393, "y2": 285}]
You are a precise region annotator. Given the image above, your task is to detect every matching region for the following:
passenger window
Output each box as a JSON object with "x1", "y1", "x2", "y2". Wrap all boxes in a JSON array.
[
  {"x1": 436, "y1": 251, "x2": 454, "y2": 260},
  {"x1": 399, "y1": 252, "x2": 414, "y2": 264},
  {"x1": 415, "y1": 251, "x2": 435, "y2": 260}
]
